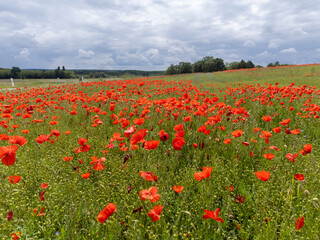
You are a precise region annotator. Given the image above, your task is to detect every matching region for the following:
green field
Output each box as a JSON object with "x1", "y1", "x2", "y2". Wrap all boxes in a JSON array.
[{"x1": 1, "y1": 64, "x2": 320, "y2": 239}]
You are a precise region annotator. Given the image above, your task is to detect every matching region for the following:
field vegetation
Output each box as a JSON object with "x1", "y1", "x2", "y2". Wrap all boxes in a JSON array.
[{"x1": 1, "y1": 64, "x2": 320, "y2": 239}]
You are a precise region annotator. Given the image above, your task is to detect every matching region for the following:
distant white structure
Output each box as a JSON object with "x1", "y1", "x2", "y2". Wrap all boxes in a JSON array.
[
  {"x1": 10, "y1": 78, "x2": 15, "y2": 87},
  {"x1": 82, "y1": 77, "x2": 84, "y2": 81},
  {"x1": 57, "y1": 77, "x2": 60, "y2": 82}
]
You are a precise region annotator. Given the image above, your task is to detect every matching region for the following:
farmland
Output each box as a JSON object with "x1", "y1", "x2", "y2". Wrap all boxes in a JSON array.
[{"x1": 1, "y1": 64, "x2": 320, "y2": 239}]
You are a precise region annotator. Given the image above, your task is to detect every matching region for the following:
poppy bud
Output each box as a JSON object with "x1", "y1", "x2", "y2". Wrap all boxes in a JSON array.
[
  {"x1": 7, "y1": 210, "x2": 13, "y2": 220},
  {"x1": 304, "y1": 190, "x2": 310, "y2": 197},
  {"x1": 123, "y1": 154, "x2": 130, "y2": 164}
]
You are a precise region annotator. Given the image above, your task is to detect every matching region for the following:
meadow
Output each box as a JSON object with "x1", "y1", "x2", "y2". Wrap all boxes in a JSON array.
[{"x1": 1, "y1": 64, "x2": 320, "y2": 239}]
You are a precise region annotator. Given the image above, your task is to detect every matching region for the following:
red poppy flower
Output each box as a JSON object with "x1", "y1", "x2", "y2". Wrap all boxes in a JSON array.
[
  {"x1": 130, "y1": 129, "x2": 147, "y2": 145},
  {"x1": 97, "y1": 203, "x2": 117, "y2": 223},
  {"x1": 203, "y1": 208, "x2": 223, "y2": 223},
  {"x1": 21, "y1": 129, "x2": 30, "y2": 134},
  {"x1": 254, "y1": 127, "x2": 261, "y2": 133},
  {"x1": 301, "y1": 144, "x2": 312, "y2": 155},
  {"x1": 226, "y1": 185, "x2": 234, "y2": 191},
  {"x1": 0, "y1": 145, "x2": 19, "y2": 166},
  {"x1": 35, "y1": 135, "x2": 50, "y2": 144},
  {"x1": 172, "y1": 186, "x2": 184, "y2": 193},
  {"x1": 148, "y1": 205, "x2": 163, "y2": 222},
  {"x1": 40, "y1": 191, "x2": 45, "y2": 201},
  {"x1": 194, "y1": 167, "x2": 213, "y2": 181},
  {"x1": 34, "y1": 207, "x2": 46, "y2": 216},
  {"x1": 133, "y1": 118, "x2": 145, "y2": 125},
  {"x1": 175, "y1": 130, "x2": 185, "y2": 137},
  {"x1": 78, "y1": 138, "x2": 87, "y2": 146},
  {"x1": 269, "y1": 146, "x2": 280, "y2": 151},
  {"x1": 262, "y1": 115, "x2": 272, "y2": 122},
  {"x1": 139, "y1": 171, "x2": 158, "y2": 182},
  {"x1": 232, "y1": 129, "x2": 243, "y2": 137},
  {"x1": 173, "y1": 124, "x2": 183, "y2": 131},
  {"x1": 11, "y1": 232, "x2": 21, "y2": 240},
  {"x1": 198, "y1": 125, "x2": 207, "y2": 133},
  {"x1": 294, "y1": 174, "x2": 305, "y2": 181},
  {"x1": 63, "y1": 156, "x2": 73, "y2": 162},
  {"x1": 8, "y1": 136, "x2": 28, "y2": 146},
  {"x1": 172, "y1": 137, "x2": 185, "y2": 150},
  {"x1": 8, "y1": 175, "x2": 21, "y2": 184},
  {"x1": 254, "y1": 171, "x2": 270, "y2": 181},
  {"x1": 49, "y1": 121, "x2": 58, "y2": 125},
  {"x1": 90, "y1": 156, "x2": 106, "y2": 171},
  {"x1": 184, "y1": 116, "x2": 191, "y2": 122},
  {"x1": 272, "y1": 127, "x2": 281, "y2": 133},
  {"x1": 144, "y1": 140, "x2": 160, "y2": 150},
  {"x1": 41, "y1": 183, "x2": 48, "y2": 189},
  {"x1": 223, "y1": 138, "x2": 231, "y2": 144},
  {"x1": 139, "y1": 187, "x2": 161, "y2": 202},
  {"x1": 280, "y1": 118, "x2": 291, "y2": 126},
  {"x1": 286, "y1": 153, "x2": 298, "y2": 163},
  {"x1": 290, "y1": 129, "x2": 300, "y2": 135},
  {"x1": 263, "y1": 153, "x2": 275, "y2": 160},
  {"x1": 81, "y1": 172, "x2": 91, "y2": 179},
  {"x1": 295, "y1": 216, "x2": 304, "y2": 230},
  {"x1": 158, "y1": 129, "x2": 169, "y2": 141}
]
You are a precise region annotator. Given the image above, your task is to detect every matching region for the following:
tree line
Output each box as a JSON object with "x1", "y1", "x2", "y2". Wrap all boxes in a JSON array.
[
  {"x1": 0, "y1": 66, "x2": 74, "y2": 79},
  {"x1": 165, "y1": 57, "x2": 257, "y2": 75},
  {"x1": 0, "y1": 67, "x2": 165, "y2": 79}
]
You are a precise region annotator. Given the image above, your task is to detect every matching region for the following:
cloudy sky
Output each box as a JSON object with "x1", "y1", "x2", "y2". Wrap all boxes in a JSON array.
[{"x1": 1, "y1": 0, "x2": 320, "y2": 70}]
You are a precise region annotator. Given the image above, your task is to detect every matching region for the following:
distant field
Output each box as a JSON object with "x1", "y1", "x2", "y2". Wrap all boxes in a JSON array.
[
  {"x1": 1, "y1": 64, "x2": 320, "y2": 239},
  {"x1": 0, "y1": 78, "x2": 123, "y2": 89},
  {"x1": 1, "y1": 64, "x2": 319, "y2": 90}
]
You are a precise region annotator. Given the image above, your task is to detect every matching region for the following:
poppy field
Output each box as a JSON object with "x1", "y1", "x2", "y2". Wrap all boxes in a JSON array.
[{"x1": 1, "y1": 64, "x2": 320, "y2": 239}]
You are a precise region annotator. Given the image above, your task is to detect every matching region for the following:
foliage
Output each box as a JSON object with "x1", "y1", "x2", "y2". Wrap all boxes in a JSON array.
[
  {"x1": 165, "y1": 56, "x2": 226, "y2": 75},
  {"x1": 1, "y1": 64, "x2": 320, "y2": 239}
]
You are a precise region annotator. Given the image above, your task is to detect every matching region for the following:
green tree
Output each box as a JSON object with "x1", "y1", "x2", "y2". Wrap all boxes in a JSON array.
[
  {"x1": 193, "y1": 60, "x2": 204, "y2": 73},
  {"x1": 214, "y1": 58, "x2": 226, "y2": 71},
  {"x1": 246, "y1": 60, "x2": 255, "y2": 69},
  {"x1": 10, "y1": 67, "x2": 21, "y2": 78},
  {"x1": 165, "y1": 64, "x2": 178, "y2": 75},
  {"x1": 177, "y1": 62, "x2": 192, "y2": 74},
  {"x1": 55, "y1": 66, "x2": 61, "y2": 78},
  {"x1": 238, "y1": 60, "x2": 247, "y2": 69}
]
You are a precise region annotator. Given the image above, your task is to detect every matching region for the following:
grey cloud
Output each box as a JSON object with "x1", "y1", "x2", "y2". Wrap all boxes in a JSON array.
[{"x1": 0, "y1": 0, "x2": 320, "y2": 69}]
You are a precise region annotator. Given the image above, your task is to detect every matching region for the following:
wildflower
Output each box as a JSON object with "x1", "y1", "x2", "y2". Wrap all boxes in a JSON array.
[
  {"x1": 172, "y1": 186, "x2": 184, "y2": 193},
  {"x1": 254, "y1": 171, "x2": 270, "y2": 181},
  {"x1": 0, "y1": 145, "x2": 19, "y2": 166},
  {"x1": 139, "y1": 187, "x2": 161, "y2": 202},
  {"x1": 148, "y1": 205, "x2": 163, "y2": 222},
  {"x1": 203, "y1": 208, "x2": 223, "y2": 223},
  {"x1": 194, "y1": 167, "x2": 213, "y2": 181},
  {"x1": 97, "y1": 203, "x2": 116, "y2": 223}
]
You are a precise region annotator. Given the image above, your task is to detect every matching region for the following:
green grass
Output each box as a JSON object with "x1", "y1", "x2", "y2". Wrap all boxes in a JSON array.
[{"x1": 1, "y1": 64, "x2": 320, "y2": 239}]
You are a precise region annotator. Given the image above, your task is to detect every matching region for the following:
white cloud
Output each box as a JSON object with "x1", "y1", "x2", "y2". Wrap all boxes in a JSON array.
[
  {"x1": 77, "y1": 49, "x2": 95, "y2": 59},
  {"x1": 280, "y1": 48, "x2": 297, "y2": 54},
  {"x1": 14, "y1": 48, "x2": 30, "y2": 60},
  {"x1": 268, "y1": 40, "x2": 280, "y2": 49}
]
